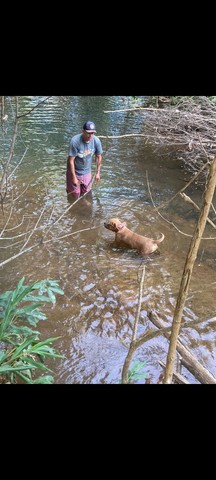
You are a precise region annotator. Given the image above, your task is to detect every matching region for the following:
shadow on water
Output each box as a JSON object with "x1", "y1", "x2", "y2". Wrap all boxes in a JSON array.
[{"x1": 0, "y1": 96, "x2": 216, "y2": 384}]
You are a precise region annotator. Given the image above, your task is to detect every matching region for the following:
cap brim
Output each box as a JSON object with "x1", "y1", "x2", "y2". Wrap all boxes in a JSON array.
[{"x1": 86, "y1": 130, "x2": 96, "y2": 133}]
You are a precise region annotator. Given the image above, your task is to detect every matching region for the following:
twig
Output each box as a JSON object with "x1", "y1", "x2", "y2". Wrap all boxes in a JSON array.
[
  {"x1": 158, "y1": 162, "x2": 210, "y2": 210},
  {"x1": 0, "y1": 242, "x2": 40, "y2": 268},
  {"x1": 0, "y1": 197, "x2": 14, "y2": 237},
  {"x1": 159, "y1": 360, "x2": 189, "y2": 384},
  {"x1": 43, "y1": 174, "x2": 96, "y2": 239},
  {"x1": 43, "y1": 226, "x2": 99, "y2": 243},
  {"x1": 103, "y1": 107, "x2": 162, "y2": 113},
  {"x1": 98, "y1": 134, "x2": 156, "y2": 139},
  {"x1": 17, "y1": 97, "x2": 52, "y2": 119},
  {"x1": 146, "y1": 170, "x2": 216, "y2": 240},
  {"x1": 180, "y1": 192, "x2": 216, "y2": 229},
  {"x1": 121, "y1": 263, "x2": 146, "y2": 384},
  {"x1": 7, "y1": 147, "x2": 28, "y2": 181},
  {"x1": 19, "y1": 205, "x2": 46, "y2": 252}
]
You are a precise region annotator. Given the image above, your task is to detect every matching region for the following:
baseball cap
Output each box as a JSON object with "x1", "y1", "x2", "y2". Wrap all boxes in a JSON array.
[{"x1": 83, "y1": 121, "x2": 96, "y2": 133}]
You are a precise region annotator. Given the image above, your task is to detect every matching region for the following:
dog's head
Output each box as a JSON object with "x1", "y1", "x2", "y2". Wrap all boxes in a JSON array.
[{"x1": 104, "y1": 217, "x2": 127, "y2": 232}]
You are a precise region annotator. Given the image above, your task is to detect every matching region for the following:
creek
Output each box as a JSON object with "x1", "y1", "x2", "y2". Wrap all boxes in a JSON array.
[{"x1": 0, "y1": 96, "x2": 215, "y2": 383}]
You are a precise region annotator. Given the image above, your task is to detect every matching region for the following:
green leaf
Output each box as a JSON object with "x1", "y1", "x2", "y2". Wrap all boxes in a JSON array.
[
  {"x1": 33, "y1": 375, "x2": 54, "y2": 384},
  {"x1": 130, "y1": 360, "x2": 148, "y2": 372},
  {"x1": 10, "y1": 336, "x2": 38, "y2": 360},
  {"x1": 23, "y1": 295, "x2": 54, "y2": 302},
  {"x1": 47, "y1": 286, "x2": 64, "y2": 295},
  {"x1": 47, "y1": 288, "x2": 57, "y2": 304},
  {"x1": 0, "y1": 350, "x2": 7, "y2": 364},
  {"x1": 11, "y1": 279, "x2": 34, "y2": 305},
  {"x1": 19, "y1": 356, "x2": 53, "y2": 372},
  {"x1": 29, "y1": 347, "x2": 64, "y2": 359},
  {"x1": 15, "y1": 372, "x2": 34, "y2": 383},
  {"x1": 130, "y1": 373, "x2": 148, "y2": 380},
  {"x1": 9, "y1": 325, "x2": 40, "y2": 337},
  {"x1": 0, "y1": 290, "x2": 13, "y2": 301},
  {"x1": 30, "y1": 336, "x2": 62, "y2": 350},
  {"x1": 15, "y1": 303, "x2": 44, "y2": 315},
  {"x1": 127, "y1": 360, "x2": 148, "y2": 383},
  {"x1": 0, "y1": 364, "x2": 35, "y2": 373}
]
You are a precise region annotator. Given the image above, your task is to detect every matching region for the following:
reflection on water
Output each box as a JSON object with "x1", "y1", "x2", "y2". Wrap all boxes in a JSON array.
[{"x1": 0, "y1": 96, "x2": 215, "y2": 384}]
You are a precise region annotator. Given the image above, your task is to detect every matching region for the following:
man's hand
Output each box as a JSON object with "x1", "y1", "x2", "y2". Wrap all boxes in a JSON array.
[{"x1": 72, "y1": 176, "x2": 79, "y2": 186}]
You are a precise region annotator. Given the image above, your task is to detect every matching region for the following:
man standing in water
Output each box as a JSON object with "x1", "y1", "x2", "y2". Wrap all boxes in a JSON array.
[{"x1": 66, "y1": 120, "x2": 103, "y2": 201}]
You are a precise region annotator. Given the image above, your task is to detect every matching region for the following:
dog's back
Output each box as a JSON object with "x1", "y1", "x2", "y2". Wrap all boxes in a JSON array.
[{"x1": 104, "y1": 217, "x2": 164, "y2": 255}]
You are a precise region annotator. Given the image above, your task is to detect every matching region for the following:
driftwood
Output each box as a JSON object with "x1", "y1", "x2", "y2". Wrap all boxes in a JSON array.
[{"x1": 149, "y1": 311, "x2": 216, "y2": 384}]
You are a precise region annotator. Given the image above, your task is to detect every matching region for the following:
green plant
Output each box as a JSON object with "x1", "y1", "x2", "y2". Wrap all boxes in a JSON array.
[
  {"x1": 127, "y1": 360, "x2": 148, "y2": 383},
  {"x1": 120, "y1": 360, "x2": 148, "y2": 384},
  {"x1": 0, "y1": 277, "x2": 64, "y2": 384}
]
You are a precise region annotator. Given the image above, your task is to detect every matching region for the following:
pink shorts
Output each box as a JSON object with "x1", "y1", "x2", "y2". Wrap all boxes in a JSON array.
[{"x1": 66, "y1": 172, "x2": 92, "y2": 196}]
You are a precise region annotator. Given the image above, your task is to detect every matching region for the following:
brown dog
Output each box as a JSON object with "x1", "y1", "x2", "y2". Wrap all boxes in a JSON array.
[{"x1": 104, "y1": 217, "x2": 164, "y2": 255}]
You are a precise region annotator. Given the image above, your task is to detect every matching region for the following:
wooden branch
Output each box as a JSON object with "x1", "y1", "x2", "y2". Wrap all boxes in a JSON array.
[
  {"x1": 159, "y1": 361, "x2": 190, "y2": 384},
  {"x1": 43, "y1": 226, "x2": 99, "y2": 243},
  {"x1": 19, "y1": 204, "x2": 46, "y2": 252},
  {"x1": 43, "y1": 174, "x2": 96, "y2": 239},
  {"x1": 103, "y1": 107, "x2": 163, "y2": 113},
  {"x1": 98, "y1": 133, "x2": 156, "y2": 139},
  {"x1": 7, "y1": 147, "x2": 29, "y2": 181},
  {"x1": 180, "y1": 192, "x2": 216, "y2": 229},
  {"x1": 121, "y1": 264, "x2": 146, "y2": 384},
  {"x1": 146, "y1": 170, "x2": 216, "y2": 240},
  {"x1": 0, "y1": 241, "x2": 40, "y2": 268},
  {"x1": 158, "y1": 162, "x2": 210, "y2": 210},
  {"x1": 149, "y1": 311, "x2": 216, "y2": 384},
  {"x1": 17, "y1": 96, "x2": 52, "y2": 118}
]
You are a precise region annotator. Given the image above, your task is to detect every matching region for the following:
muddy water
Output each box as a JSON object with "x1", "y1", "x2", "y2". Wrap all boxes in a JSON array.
[{"x1": 0, "y1": 96, "x2": 215, "y2": 384}]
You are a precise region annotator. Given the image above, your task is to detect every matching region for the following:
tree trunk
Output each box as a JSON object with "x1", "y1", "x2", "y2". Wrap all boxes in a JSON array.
[{"x1": 163, "y1": 158, "x2": 216, "y2": 384}]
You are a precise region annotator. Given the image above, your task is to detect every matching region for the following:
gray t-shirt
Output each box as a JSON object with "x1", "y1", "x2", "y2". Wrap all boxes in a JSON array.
[{"x1": 68, "y1": 133, "x2": 103, "y2": 175}]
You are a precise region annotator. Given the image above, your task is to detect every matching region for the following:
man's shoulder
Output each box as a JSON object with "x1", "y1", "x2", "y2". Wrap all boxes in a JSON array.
[
  {"x1": 71, "y1": 133, "x2": 82, "y2": 144},
  {"x1": 94, "y1": 136, "x2": 103, "y2": 153},
  {"x1": 94, "y1": 135, "x2": 102, "y2": 145}
]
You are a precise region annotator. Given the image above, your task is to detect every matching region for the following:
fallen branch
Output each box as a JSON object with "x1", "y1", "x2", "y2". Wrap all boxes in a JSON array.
[
  {"x1": 158, "y1": 162, "x2": 210, "y2": 210},
  {"x1": 98, "y1": 134, "x2": 155, "y2": 139},
  {"x1": 146, "y1": 170, "x2": 216, "y2": 240},
  {"x1": 149, "y1": 311, "x2": 216, "y2": 384},
  {"x1": 103, "y1": 107, "x2": 161, "y2": 113},
  {"x1": 180, "y1": 192, "x2": 216, "y2": 229},
  {"x1": 159, "y1": 361, "x2": 189, "y2": 384}
]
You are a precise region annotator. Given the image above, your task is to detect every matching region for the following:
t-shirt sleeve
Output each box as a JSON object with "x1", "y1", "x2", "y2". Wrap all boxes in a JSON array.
[
  {"x1": 68, "y1": 139, "x2": 78, "y2": 157},
  {"x1": 94, "y1": 137, "x2": 103, "y2": 155}
]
